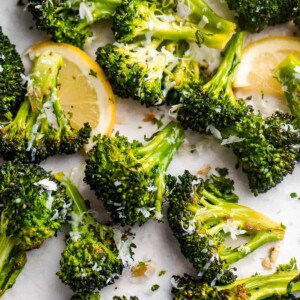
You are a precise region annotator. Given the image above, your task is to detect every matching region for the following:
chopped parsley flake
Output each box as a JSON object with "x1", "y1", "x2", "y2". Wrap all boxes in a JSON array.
[
  {"x1": 89, "y1": 69, "x2": 98, "y2": 78},
  {"x1": 151, "y1": 284, "x2": 160, "y2": 292}
]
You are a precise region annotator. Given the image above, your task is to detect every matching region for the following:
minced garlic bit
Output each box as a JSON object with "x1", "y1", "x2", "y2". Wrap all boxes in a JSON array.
[
  {"x1": 262, "y1": 246, "x2": 280, "y2": 270},
  {"x1": 197, "y1": 165, "x2": 212, "y2": 176}
]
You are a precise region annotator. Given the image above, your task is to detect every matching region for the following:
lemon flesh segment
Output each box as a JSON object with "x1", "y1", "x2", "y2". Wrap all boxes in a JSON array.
[
  {"x1": 233, "y1": 36, "x2": 300, "y2": 95},
  {"x1": 27, "y1": 42, "x2": 116, "y2": 143}
]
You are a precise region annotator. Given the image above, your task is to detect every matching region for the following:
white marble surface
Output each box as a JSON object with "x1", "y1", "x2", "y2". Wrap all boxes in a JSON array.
[{"x1": 1, "y1": 1, "x2": 300, "y2": 300}]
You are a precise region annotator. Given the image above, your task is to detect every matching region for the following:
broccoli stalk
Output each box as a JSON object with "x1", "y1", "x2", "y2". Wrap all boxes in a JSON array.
[
  {"x1": 168, "y1": 170, "x2": 285, "y2": 285},
  {"x1": 113, "y1": 0, "x2": 236, "y2": 49},
  {"x1": 175, "y1": 32, "x2": 249, "y2": 133},
  {"x1": 178, "y1": 0, "x2": 236, "y2": 35},
  {"x1": 85, "y1": 121, "x2": 185, "y2": 225},
  {"x1": 55, "y1": 173, "x2": 126, "y2": 294},
  {"x1": 274, "y1": 55, "x2": 300, "y2": 125},
  {"x1": 0, "y1": 161, "x2": 72, "y2": 296},
  {"x1": 172, "y1": 270, "x2": 300, "y2": 300},
  {"x1": 0, "y1": 51, "x2": 91, "y2": 163},
  {"x1": 28, "y1": 0, "x2": 122, "y2": 48},
  {"x1": 0, "y1": 229, "x2": 27, "y2": 297},
  {"x1": 0, "y1": 27, "x2": 25, "y2": 122}
]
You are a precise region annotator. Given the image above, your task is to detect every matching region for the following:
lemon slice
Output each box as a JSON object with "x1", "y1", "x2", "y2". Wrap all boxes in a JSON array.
[
  {"x1": 27, "y1": 42, "x2": 116, "y2": 150},
  {"x1": 233, "y1": 36, "x2": 300, "y2": 95}
]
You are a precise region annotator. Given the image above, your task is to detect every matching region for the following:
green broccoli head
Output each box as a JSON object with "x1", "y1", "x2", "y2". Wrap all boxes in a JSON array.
[
  {"x1": 28, "y1": 0, "x2": 122, "y2": 48},
  {"x1": 172, "y1": 270, "x2": 300, "y2": 300},
  {"x1": 0, "y1": 161, "x2": 72, "y2": 250},
  {"x1": 96, "y1": 40, "x2": 167, "y2": 107},
  {"x1": 84, "y1": 121, "x2": 184, "y2": 225},
  {"x1": 222, "y1": 111, "x2": 300, "y2": 195},
  {"x1": 58, "y1": 222, "x2": 123, "y2": 293},
  {"x1": 55, "y1": 174, "x2": 133, "y2": 294},
  {"x1": 163, "y1": 42, "x2": 206, "y2": 105},
  {"x1": 171, "y1": 275, "x2": 231, "y2": 299},
  {"x1": 0, "y1": 162, "x2": 71, "y2": 296},
  {"x1": 175, "y1": 32, "x2": 250, "y2": 133},
  {"x1": 96, "y1": 39, "x2": 205, "y2": 107},
  {"x1": 168, "y1": 170, "x2": 285, "y2": 286},
  {"x1": 225, "y1": 0, "x2": 294, "y2": 32},
  {"x1": 113, "y1": 296, "x2": 139, "y2": 300},
  {"x1": 0, "y1": 27, "x2": 25, "y2": 121},
  {"x1": 0, "y1": 51, "x2": 91, "y2": 163},
  {"x1": 293, "y1": 2, "x2": 300, "y2": 29},
  {"x1": 70, "y1": 293, "x2": 100, "y2": 300},
  {"x1": 113, "y1": 0, "x2": 235, "y2": 49}
]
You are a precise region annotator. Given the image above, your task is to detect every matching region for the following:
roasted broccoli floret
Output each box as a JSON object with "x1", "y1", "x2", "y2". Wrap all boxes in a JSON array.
[
  {"x1": 168, "y1": 170, "x2": 285, "y2": 285},
  {"x1": 97, "y1": 39, "x2": 170, "y2": 106},
  {"x1": 225, "y1": 0, "x2": 295, "y2": 32},
  {"x1": 70, "y1": 294, "x2": 100, "y2": 300},
  {"x1": 293, "y1": 1, "x2": 300, "y2": 29},
  {"x1": 84, "y1": 121, "x2": 184, "y2": 225},
  {"x1": 221, "y1": 111, "x2": 300, "y2": 195},
  {"x1": 274, "y1": 55, "x2": 300, "y2": 125},
  {"x1": 113, "y1": 0, "x2": 236, "y2": 50},
  {"x1": 113, "y1": 296, "x2": 139, "y2": 300},
  {"x1": 175, "y1": 32, "x2": 250, "y2": 133},
  {"x1": 28, "y1": 0, "x2": 122, "y2": 48},
  {"x1": 0, "y1": 27, "x2": 24, "y2": 121},
  {"x1": 0, "y1": 51, "x2": 91, "y2": 163},
  {"x1": 171, "y1": 270, "x2": 300, "y2": 300},
  {"x1": 96, "y1": 39, "x2": 204, "y2": 107},
  {"x1": 56, "y1": 174, "x2": 132, "y2": 294},
  {"x1": 0, "y1": 161, "x2": 71, "y2": 296}
]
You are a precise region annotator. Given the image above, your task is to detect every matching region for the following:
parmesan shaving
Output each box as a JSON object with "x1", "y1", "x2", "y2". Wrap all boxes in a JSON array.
[
  {"x1": 221, "y1": 136, "x2": 244, "y2": 145},
  {"x1": 35, "y1": 178, "x2": 58, "y2": 191}
]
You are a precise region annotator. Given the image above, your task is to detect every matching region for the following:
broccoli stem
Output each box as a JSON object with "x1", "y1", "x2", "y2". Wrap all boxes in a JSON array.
[
  {"x1": 54, "y1": 173, "x2": 87, "y2": 216},
  {"x1": 54, "y1": 173, "x2": 119, "y2": 261},
  {"x1": 0, "y1": 233, "x2": 17, "y2": 273},
  {"x1": 220, "y1": 230, "x2": 285, "y2": 264},
  {"x1": 60, "y1": 0, "x2": 122, "y2": 26},
  {"x1": 220, "y1": 271, "x2": 300, "y2": 298},
  {"x1": 136, "y1": 121, "x2": 184, "y2": 214},
  {"x1": 148, "y1": 17, "x2": 232, "y2": 49},
  {"x1": 0, "y1": 222, "x2": 26, "y2": 297},
  {"x1": 28, "y1": 52, "x2": 62, "y2": 111},
  {"x1": 91, "y1": 1, "x2": 123, "y2": 21},
  {"x1": 136, "y1": 121, "x2": 185, "y2": 172},
  {"x1": 2, "y1": 98, "x2": 30, "y2": 135},
  {"x1": 274, "y1": 55, "x2": 300, "y2": 125},
  {"x1": 182, "y1": 0, "x2": 236, "y2": 34},
  {"x1": 0, "y1": 246, "x2": 27, "y2": 297},
  {"x1": 203, "y1": 32, "x2": 245, "y2": 97}
]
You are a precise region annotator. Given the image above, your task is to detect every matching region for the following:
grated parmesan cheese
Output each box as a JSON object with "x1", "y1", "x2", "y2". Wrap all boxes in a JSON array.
[
  {"x1": 221, "y1": 135, "x2": 244, "y2": 145},
  {"x1": 36, "y1": 178, "x2": 58, "y2": 191},
  {"x1": 79, "y1": 2, "x2": 94, "y2": 23},
  {"x1": 176, "y1": 1, "x2": 192, "y2": 20},
  {"x1": 113, "y1": 229, "x2": 135, "y2": 267}
]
